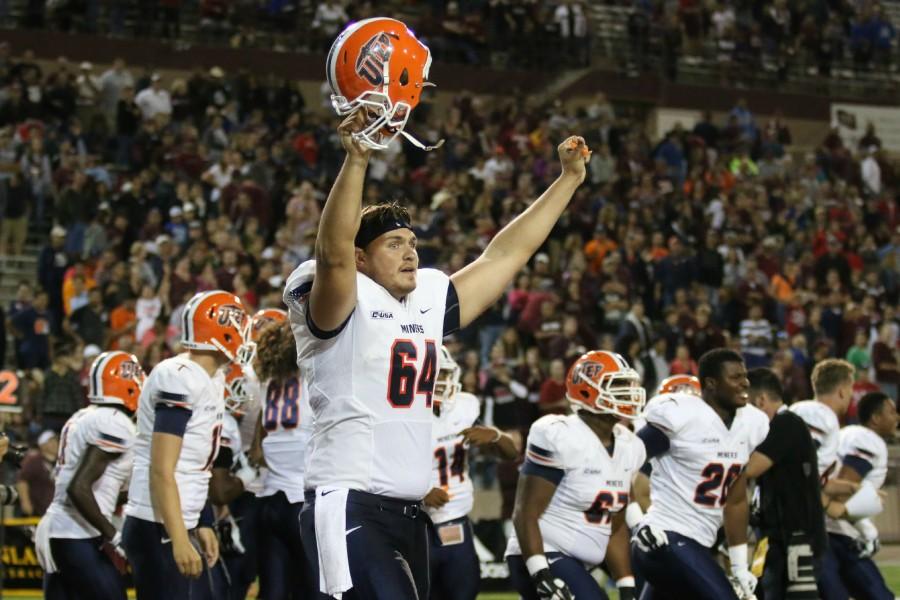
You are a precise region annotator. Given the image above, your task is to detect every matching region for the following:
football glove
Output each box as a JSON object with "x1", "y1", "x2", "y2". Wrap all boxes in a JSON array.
[
  {"x1": 729, "y1": 543, "x2": 758, "y2": 599},
  {"x1": 531, "y1": 568, "x2": 573, "y2": 600},
  {"x1": 853, "y1": 518, "x2": 880, "y2": 558},
  {"x1": 632, "y1": 524, "x2": 669, "y2": 553}
]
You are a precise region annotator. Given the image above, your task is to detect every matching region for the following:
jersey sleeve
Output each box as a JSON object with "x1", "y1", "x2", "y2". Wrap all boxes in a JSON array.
[
  {"x1": 524, "y1": 415, "x2": 570, "y2": 471},
  {"x1": 91, "y1": 411, "x2": 136, "y2": 454},
  {"x1": 790, "y1": 402, "x2": 833, "y2": 449},
  {"x1": 642, "y1": 394, "x2": 690, "y2": 438},
  {"x1": 283, "y1": 260, "x2": 353, "y2": 360},
  {"x1": 743, "y1": 404, "x2": 771, "y2": 449},
  {"x1": 416, "y1": 269, "x2": 457, "y2": 336},
  {"x1": 838, "y1": 428, "x2": 884, "y2": 479},
  {"x1": 457, "y1": 392, "x2": 481, "y2": 429},
  {"x1": 150, "y1": 360, "x2": 198, "y2": 411}
]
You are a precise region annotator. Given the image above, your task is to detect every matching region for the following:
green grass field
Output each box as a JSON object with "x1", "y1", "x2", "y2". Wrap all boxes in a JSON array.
[
  {"x1": 474, "y1": 564, "x2": 900, "y2": 599},
  {"x1": 4, "y1": 565, "x2": 899, "y2": 599}
]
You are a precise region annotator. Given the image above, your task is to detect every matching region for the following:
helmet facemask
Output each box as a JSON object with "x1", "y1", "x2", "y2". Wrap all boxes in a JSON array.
[{"x1": 572, "y1": 369, "x2": 646, "y2": 419}]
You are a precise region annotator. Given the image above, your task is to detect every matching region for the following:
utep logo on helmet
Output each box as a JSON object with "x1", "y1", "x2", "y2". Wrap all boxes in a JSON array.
[
  {"x1": 573, "y1": 361, "x2": 604, "y2": 383},
  {"x1": 217, "y1": 305, "x2": 244, "y2": 327},
  {"x1": 118, "y1": 359, "x2": 141, "y2": 381},
  {"x1": 356, "y1": 32, "x2": 394, "y2": 85}
]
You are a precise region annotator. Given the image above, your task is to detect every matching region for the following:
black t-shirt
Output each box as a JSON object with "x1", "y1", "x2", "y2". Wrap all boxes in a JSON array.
[{"x1": 755, "y1": 409, "x2": 827, "y2": 555}]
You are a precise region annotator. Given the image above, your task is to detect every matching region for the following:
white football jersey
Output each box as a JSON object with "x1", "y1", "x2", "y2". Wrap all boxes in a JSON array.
[
  {"x1": 126, "y1": 355, "x2": 225, "y2": 529},
  {"x1": 505, "y1": 414, "x2": 647, "y2": 566},
  {"x1": 44, "y1": 405, "x2": 136, "y2": 539},
  {"x1": 427, "y1": 392, "x2": 480, "y2": 524},
  {"x1": 641, "y1": 393, "x2": 769, "y2": 547},
  {"x1": 284, "y1": 260, "x2": 453, "y2": 500},
  {"x1": 259, "y1": 372, "x2": 313, "y2": 504},
  {"x1": 790, "y1": 400, "x2": 840, "y2": 481},
  {"x1": 827, "y1": 425, "x2": 889, "y2": 538}
]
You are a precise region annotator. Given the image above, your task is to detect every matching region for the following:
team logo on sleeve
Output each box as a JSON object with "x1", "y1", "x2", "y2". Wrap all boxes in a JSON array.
[{"x1": 356, "y1": 32, "x2": 394, "y2": 86}]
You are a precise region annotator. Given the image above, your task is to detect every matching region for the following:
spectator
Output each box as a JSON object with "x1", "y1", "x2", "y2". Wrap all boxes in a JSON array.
[
  {"x1": 871, "y1": 323, "x2": 898, "y2": 402},
  {"x1": 0, "y1": 170, "x2": 31, "y2": 258},
  {"x1": 97, "y1": 58, "x2": 134, "y2": 126},
  {"x1": 538, "y1": 358, "x2": 568, "y2": 415},
  {"x1": 64, "y1": 287, "x2": 108, "y2": 347},
  {"x1": 669, "y1": 344, "x2": 699, "y2": 376},
  {"x1": 40, "y1": 344, "x2": 83, "y2": 432},
  {"x1": 740, "y1": 303, "x2": 773, "y2": 368},
  {"x1": 134, "y1": 73, "x2": 172, "y2": 121},
  {"x1": 11, "y1": 290, "x2": 52, "y2": 370},
  {"x1": 16, "y1": 430, "x2": 57, "y2": 517},
  {"x1": 311, "y1": 1, "x2": 348, "y2": 51}
]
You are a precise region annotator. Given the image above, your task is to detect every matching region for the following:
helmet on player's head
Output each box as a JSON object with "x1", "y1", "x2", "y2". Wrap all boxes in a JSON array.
[
  {"x1": 250, "y1": 308, "x2": 287, "y2": 342},
  {"x1": 88, "y1": 350, "x2": 145, "y2": 413},
  {"x1": 433, "y1": 345, "x2": 461, "y2": 414},
  {"x1": 566, "y1": 351, "x2": 646, "y2": 419},
  {"x1": 181, "y1": 290, "x2": 251, "y2": 364},
  {"x1": 327, "y1": 17, "x2": 442, "y2": 151},
  {"x1": 658, "y1": 374, "x2": 701, "y2": 397},
  {"x1": 223, "y1": 362, "x2": 251, "y2": 415}
]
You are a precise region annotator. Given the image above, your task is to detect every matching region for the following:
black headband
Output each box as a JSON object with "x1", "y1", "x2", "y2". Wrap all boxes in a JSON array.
[{"x1": 354, "y1": 214, "x2": 412, "y2": 249}]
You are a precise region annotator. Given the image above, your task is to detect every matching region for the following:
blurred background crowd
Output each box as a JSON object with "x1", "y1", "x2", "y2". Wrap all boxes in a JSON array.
[{"x1": 0, "y1": 0, "x2": 897, "y2": 531}]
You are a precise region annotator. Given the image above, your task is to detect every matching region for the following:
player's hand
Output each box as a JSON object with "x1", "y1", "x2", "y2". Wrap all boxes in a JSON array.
[
  {"x1": 557, "y1": 136, "x2": 590, "y2": 183},
  {"x1": 531, "y1": 568, "x2": 573, "y2": 600},
  {"x1": 197, "y1": 526, "x2": 219, "y2": 568},
  {"x1": 632, "y1": 524, "x2": 668, "y2": 553},
  {"x1": 423, "y1": 487, "x2": 450, "y2": 509},
  {"x1": 101, "y1": 531, "x2": 129, "y2": 575},
  {"x1": 460, "y1": 426, "x2": 501, "y2": 447},
  {"x1": 854, "y1": 518, "x2": 880, "y2": 558},
  {"x1": 826, "y1": 500, "x2": 846, "y2": 519},
  {"x1": 172, "y1": 537, "x2": 203, "y2": 578},
  {"x1": 232, "y1": 452, "x2": 260, "y2": 489},
  {"x1": 338, "y1": 110, "x2": 373, "y2": 163},
  {"x1": 729, "y1": 568, "x2": 758, "y2": 599}
]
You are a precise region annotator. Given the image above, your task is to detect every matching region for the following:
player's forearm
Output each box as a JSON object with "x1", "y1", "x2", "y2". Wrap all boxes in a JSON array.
[
  {"x1": 606, "y1": 517, "x2": 633, "y2": 579},
  {"x1": 68, "y1": 484, "x2": 117, "y2": 540},
  {"x1": 723, "y1": 495, "x2": 749, "y2": 547},
  {"x1": 208, "y1": 470, "x2": 245, "y2": 506},
  {"x1": 482, "y1": 173, "x2": 580, "y2": 264},
  {"x1": 150, "y1": 470, "x2": 189, "y2": 545},
  {"x1": 513, "y1": 510, "x2": 545, "y2": 559},
  {"x1": 315, "y1": 156, "x2": 367, "y2": 266},
  {"x1": 493, "y1": 432, "x2": 519, "y2": 461}
]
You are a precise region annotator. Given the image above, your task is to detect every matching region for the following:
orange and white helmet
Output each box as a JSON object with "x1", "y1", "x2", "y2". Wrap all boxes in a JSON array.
[
  {"x1": 658, "y1": 374, "x2": 701, "y2": 397},
  {"x1": 566, "y1": 351, "x2": 646, "y2": 419},
  {"x1": 88, "y1": 351, "x2": 145, "y2": 413},
  {"x1": 250, "y1": 308, "x2": 287, "y2": 342},
  {"x1": 181, "y1": 290, "x2": 251, "y2": 364},
  {"x1": 327, "y1": 17, "x2": 441, "y2": 151},
  {"x1": 434, "y1": 345, "x2": 461, "y2": 414},
  {"x1": 223, "y1": 362, "x2": 251, "y2": 415}
]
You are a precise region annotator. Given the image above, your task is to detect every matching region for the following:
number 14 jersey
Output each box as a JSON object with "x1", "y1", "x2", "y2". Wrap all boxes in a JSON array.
[{"x1": 284, "y1": 260, "x2": 455, "y2": 501}]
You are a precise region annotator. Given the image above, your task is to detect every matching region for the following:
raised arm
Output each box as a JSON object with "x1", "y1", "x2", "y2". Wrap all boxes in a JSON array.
[
  {"x1": 308, "y1": 112, "x2": 372, "y2": 332},
  {"x1": 451, "y1": 137, "x2": 588, "y2": 328}
]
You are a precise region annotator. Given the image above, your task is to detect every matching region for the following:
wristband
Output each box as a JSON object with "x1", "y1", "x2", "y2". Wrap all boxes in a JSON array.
[
  {"x1": 491, "y1": 428, "x2": 502, "y2": 443},
  {"x1": 845, "y1": 481, "x2": 883, "y2": 519},
  {"x1": 625, "y1": 501, "x2": 644, "y2": 529},
  {"x1": 728, "y1": 544, "x2": 749, "y2": 572},
  {"x1": 525, "y1": 554, "x2": 549, "y2": 576},
  {"x1": 616, "y1": 576, "x2": 636, "y2": 588}
]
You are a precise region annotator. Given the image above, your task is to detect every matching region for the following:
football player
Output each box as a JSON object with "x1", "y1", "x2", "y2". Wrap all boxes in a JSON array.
[
  {"x1": 208, "y1": 361, "x2": 262, "y2": 600},
  {"x1": 820, "y1": 391, "x2": 896, "y2": 600},
  {"x1": 631, "y1": 348, "x2": 769, "y2": 600},
  {"x1": 506, "y1": 351, "x2": 646, "y2": 600},
  {"x1": 426, "y1": 346, "x2": 517, "y2": 600},
  {"x1": 37, "y1": 351, "x2": 144, "y2": 600},
  {"x1": 286, "y1": 17, "x2": 588, "y2": 599},
  {"x1": 122, "y1": 290, "x2": 251, "y2": 599},
  {"x1": 254, "y1": 316, "x2": 316, "y2": 599}
]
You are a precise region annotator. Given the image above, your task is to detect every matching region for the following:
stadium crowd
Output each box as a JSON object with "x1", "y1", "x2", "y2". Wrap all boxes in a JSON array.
[{"x1": 0, "y1": 37, "x2": 898, "y2": 527}]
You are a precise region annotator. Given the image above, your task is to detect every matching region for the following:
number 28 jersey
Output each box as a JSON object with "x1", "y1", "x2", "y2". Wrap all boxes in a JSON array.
[
  {"x1": 284, "y1": 260, "x2": 456, "y2": 500},
  {"x1": 641, "y1": 393, "x2": 769, "y2": 547}
]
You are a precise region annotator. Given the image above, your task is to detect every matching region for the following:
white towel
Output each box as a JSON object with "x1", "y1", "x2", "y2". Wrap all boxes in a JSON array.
[
  {"x1": 314, "y1": 487, "x2": 353, "y2": 598},
  {"x1": 34, "y1": 517, "x2": 57, "y2": 573}
]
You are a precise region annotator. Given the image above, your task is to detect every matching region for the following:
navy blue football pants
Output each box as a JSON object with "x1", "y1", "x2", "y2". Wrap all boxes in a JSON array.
[
  {"x1": 122, "y1": 516, "x2": 215, "y2": 600},
  {"x1": 507, "y1": 552, "x2": 610, "y2": 600},
  {"x1": 632, "y1": 531, "x2": 739, "y2": 600},
  {"x1": 258, "y1": 491, "x2": 313, "y2": 599},
  {"x1": 819, "y1": 533, "x2": 893, "y2": 600},
  {"x1": 222, "y1": 492, "x2": 262, "y2": 600},
  {"x1": 300, "y1": 489, "x2": 430, "y2": 600},
  {"x1": 429, "y1": 517, "x2": 480, "y2": 600},
  {"x1": 44, "y1": 536, "x2": 126, "y2": 600}
]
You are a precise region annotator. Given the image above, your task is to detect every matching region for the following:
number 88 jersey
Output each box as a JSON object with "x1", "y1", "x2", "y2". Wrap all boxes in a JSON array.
[
  {"x1": 641, "y1": 393, "x2": 769, "y2": 547},
  {"x1": 260, "y1": 371, "x2": 313, "y2": 503}
]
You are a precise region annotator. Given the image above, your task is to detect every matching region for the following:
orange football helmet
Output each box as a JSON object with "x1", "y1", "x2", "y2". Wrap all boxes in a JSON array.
[
  {"x1": 88, "y1": 350, "x2": 145, "y2": 413},
  {"x1": 658, "y1": 374, "x2": 701, "y2": 397},
  {"x1": 327, "y1": 17, "x2": 441, "y2": 151},
  {"x1": 250, "y1": 308, "x2": 287, "y2": 342},
  {"x1": 566, "y1": 351, "x2": 646, "y2": 419},
  {"x1": 223, "y1": 362, "x2": 251, "y2": 415},
  {"x1": 181, "y1": 290, "x2": 251, "y2": 364}
]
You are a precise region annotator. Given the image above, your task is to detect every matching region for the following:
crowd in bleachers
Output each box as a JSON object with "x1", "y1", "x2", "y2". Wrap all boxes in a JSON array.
[{"x1": 0, "y1": 31, "x2": 898, "y2": 519}]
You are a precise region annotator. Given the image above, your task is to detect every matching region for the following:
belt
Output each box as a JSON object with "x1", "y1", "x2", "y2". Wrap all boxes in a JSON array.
[{"x1": 304, "y1": 489, "x2": 424, "y2": 519}]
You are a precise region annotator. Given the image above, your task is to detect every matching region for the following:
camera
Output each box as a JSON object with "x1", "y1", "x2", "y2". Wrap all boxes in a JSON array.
[{"x1": 2, "y1": 444, "x2": 27, "y2": 468}]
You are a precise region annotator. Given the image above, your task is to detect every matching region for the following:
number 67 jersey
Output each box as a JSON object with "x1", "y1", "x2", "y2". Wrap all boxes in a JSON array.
[
  {"x1": 640, "y1": 393, "x2": 769, "y2": 547},
  {"x1": 284, "y1": 260, "x2": 456, "y2": 501}
]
